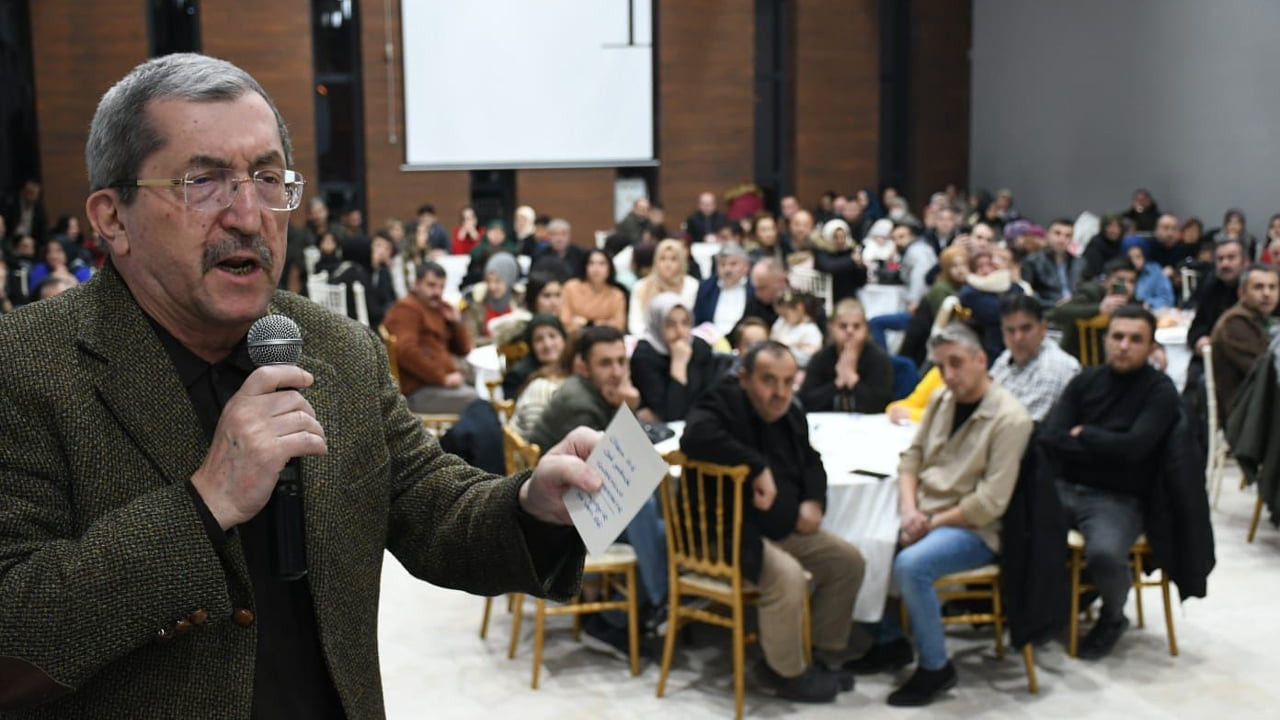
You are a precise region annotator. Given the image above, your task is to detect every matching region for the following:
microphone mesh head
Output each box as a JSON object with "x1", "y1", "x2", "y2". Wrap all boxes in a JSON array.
[{"x1": 247, "y1": 314, "x2": 304, "y2": 366}]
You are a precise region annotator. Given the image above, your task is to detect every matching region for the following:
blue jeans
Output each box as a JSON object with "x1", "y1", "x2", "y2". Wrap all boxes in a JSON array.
[
  {"x1": 869, "y1": 312, "x2": 912, "y2": 350},
  {"x1": 600, "y1": 494, "x2": 668, "y2": 629},
  {"x1": 866, "y1": 526, "x2": 996, "y2": 670},
  {"x1": 1056, "y1": 481, "x2": 1144, "y2": 622}
]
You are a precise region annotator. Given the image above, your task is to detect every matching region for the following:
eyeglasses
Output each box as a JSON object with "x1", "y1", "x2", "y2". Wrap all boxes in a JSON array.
[{"x1": 122, "y1": 168, "x2": 306, "y2": 212}]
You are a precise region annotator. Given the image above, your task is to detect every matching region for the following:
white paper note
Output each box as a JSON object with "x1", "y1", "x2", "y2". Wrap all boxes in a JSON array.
[{"x1": 565, "y1": 404, "x2": 669, "y2": 558}]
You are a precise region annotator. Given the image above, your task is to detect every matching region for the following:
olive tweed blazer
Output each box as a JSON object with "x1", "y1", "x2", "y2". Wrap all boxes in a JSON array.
[{"x1": 0, "y1": 264, "x2": 585, "y2": 719}]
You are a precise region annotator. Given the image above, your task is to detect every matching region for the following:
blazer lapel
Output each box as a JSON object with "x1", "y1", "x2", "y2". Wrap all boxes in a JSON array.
[{"x1": 77, "y1": 264, "x2": 209, "y2": 486}]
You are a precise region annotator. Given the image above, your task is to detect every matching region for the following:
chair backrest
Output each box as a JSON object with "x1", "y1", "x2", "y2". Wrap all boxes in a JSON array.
[
  {"x1": 789, "y1": 266, "x2": 834, "y2": 318},
  {"x1": 1202, "y1": 343, "x2": 1220, "y2": 427},
  {"x1": 496, "y1": 340, "x2": 530, "y2": 372},
  {"x1": 303, "y1": 246, "x2": 321, "y2": 275},
  {"x1": 350, "y1": 280, "x2": 370, "y2": 326},
  {"x1": 308, "y1": 276, "x2": 348, "y2": 317},
  {"x1": 1179, "y1": 266, "x2": 1201, "y2": 306},
  {"x1": 417, "y1": 413, "x2": 458, "y2": 437},
  {"x1": 378, "y1": 325, "x2": 401, "y2": 384},
  {"x1": 502, "y1": 425, "x2": 541, "y2": 475},
  {"x1": 492, "y1": 397, "x2": 516, "y2": 424},
  {"x1": 659, "y1": 450, "x2": 753, "y2": 590},
  {"x1": 1075, "y1": 314, "x2": 1111, "y2": 366}
]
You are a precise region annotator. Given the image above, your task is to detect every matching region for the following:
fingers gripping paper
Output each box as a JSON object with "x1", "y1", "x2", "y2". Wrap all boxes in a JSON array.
[{"x1": 566, "y1": 404, "x2": 668, "y2": 558}]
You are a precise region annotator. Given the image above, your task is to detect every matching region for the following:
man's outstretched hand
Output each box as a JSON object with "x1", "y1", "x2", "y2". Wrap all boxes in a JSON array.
[{"x1": 519, "y1": 427, "x2": 604, "y2": 525}]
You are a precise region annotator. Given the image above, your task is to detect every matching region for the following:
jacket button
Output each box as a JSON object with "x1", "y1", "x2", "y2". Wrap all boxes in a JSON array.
[
  {"x1": 232, "y1": 608, "x2": 256, "y2": 627},
  {"x1": 189, "y1": 608, "x2": 209, "y2": 626},
  {"x1": 156, "y1": 628, "x2": 173, "y2": 643},
  {"x1": 173, "y1": 619, "x2": 193, "y2": 636}
]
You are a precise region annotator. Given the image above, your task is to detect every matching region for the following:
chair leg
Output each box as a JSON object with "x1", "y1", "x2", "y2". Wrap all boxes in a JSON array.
[
  {"x1": 1022, "y1": 644, "x2": 1039, "y2": 694},
  {"x1": 480, "y1": 597, "x2": 493, "y2": 639},
  {"x1": 656, "y1": 580, "x2": 680, "y2": 698},
  {"x1": 1160, "y1": 570, "x2": 1179, "y2": 657},
  {"x1": 1068, "y1": 549, "x2": 1082, "y2": 658},
  {"x1": 508, "y1": 593, "x2": 525, "y2": 659},
  {"x1": 1248, "y1": 495, "x2": 1264, "y2": 543},
  {"x1": 626, "y1": 565, "x2": 641, "y2": 676},
  {"x1": 991, "y1": 581, "x2": 1006, "y2": 660},
  {"x1": 732, "y1": 599, "x2": 746, "y2": 720},
  {"x1": 531, "y1": 599, "x2": 546, "y2": 689},
  {"x1": 1132, "y1": 553, "x2": 1146, "y2": 629}
]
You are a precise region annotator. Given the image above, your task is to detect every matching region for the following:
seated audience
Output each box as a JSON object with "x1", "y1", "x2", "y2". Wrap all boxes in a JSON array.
[
  {"x1": 1048, "y1": 257, "x2": 1138, "y2": 361},
  {"x1": 1122, "y1": 188, "x2": 1159, "y2": 233},
  {"x1": 1188, "y1": 239, "x2": 1246, "y2": 353},
  {"x1": 799, "y1": 298, "x2": 893, "y2": 413},
  {"x1": 451, "y1": 206, "x2": 482, "y2": 256},
  {"x1": 683, "y1": 342, "x2": 865, "y2": 703},
  {"x1": 894, "y1": 223, "x2": 938, "y2": 311},
  {"x1": 991, "y1": 295, "x2": 1081, "y2": 421},
  {"x1": 849, "y1": 323, "x2": 1032, "y2": 706},
  {"x1": 461, "y1": 252, "x2": 521, "y2": 344},
  {"x1": 464, "y1": 220, "x2": 519, "y2": 287},
  {"x1": 409, "y1": 203, "x2": 451, "y2": 255},
  {"x1": 524, "y1": 270, "x2": 563, "y2": 317},
  {"x1": 1208, "y1": 208, "x2": 1258, "y2": 260},
  {"x1": 33, "y1": 273, "x2": 78, "y2": 300},
  {"x1": 861, "y1": 219, "x2": 898, "y2": 275},
  {"x1": 724, "y1": 316, "x2": 772, "y2": 374},
  {"x1": 366, "y1": 232, "x2": 398, "y2": 329},
  {"x1": 898, "y1": 246, "x2": 971, "y2": 367},
  {"x1": 770, "y1": 291, "x2": 824, "y2": 367},
  {"x1": 1041, "y1": 306, "x2": 1180, "y2": 659},
  {"x1": 1020, "y1": 218, "x2": 1080, "y2": 305},
  {"x1": 383, "y1": 261, "x2": 478, "y2": 414},
  {"x1": 631, "y1": 293, "x2": 718, "y2": 422},
  {"x1": 338, "y1": 206, "x2": 371, "y2": 270},
  {"x1": 886, "y1": 366, "x2": 944, "y2": 424},
  {"x1": 1080, "y1": 213, "x2": 1125, "y2": 283},
  {"x1": 301, "y1": 196, "x2": 342, "y2": 247},
  {"x1": 531, "y1": 218, "x2": 588, "y2": 281},
  {"x1": 28, "y1": 239, "x2": 92, "y2": 289},
  {"x1": 746, "y1": 211, "x2": 791, "y2": 263},
  {"x1": 1210, "y1": 264, "x2": 1280, "y2": 423},
  {"x1": 746, "y1": 256, "x2": 789, "y2": 327},
  {"x1": 508, "y1": 315, "x2": 570, "y2": 438},
  {"x1": 0, "y1": 257, "x2": 12, "y2": 314},
  {"x1": 616, "y1": 197, "x2": 651, "y2": 245},
  {"x1": 785, "y1": 208, "x2": 818, "y2": 253},
  {"x1": 685, "y1": 191, "x2": 729, "y2": 243},
  {"x1": 812, "y1": 219, "x2": 868, "y2": 301},
  {"x1": 1146, "y1": 213, "x2": 1192, "y2": 277},
  {"x1": 1123, "y1": 237, "x2": 1176, "y2": 310},
  {"x1": 527, "y1": 327, "x2": 666, "y2": 650},
  {"x1": 693, "y1": 244, "x2": 754, "y2": 337},
  {"x1": 956, "y1": 250, "x2": 1025, "y2": 363},
  {"x1": 629, "y1": 238, "x2": 699, "y2": 334},
  {"x1": 559, "y1": 248, "x2": 627, "y2": 333}
]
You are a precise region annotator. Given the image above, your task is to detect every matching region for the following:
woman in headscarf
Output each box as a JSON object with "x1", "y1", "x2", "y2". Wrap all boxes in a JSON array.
[
  {"x1": 505, "y1": 315, "x2": 571, "y2": 434},
  {"x1": 812, "y1": 218, "x2": 869, "y2": 301},
  {"x1": 629, "y1": 293, "x2": 717, "y2": 423},
  {"x1": 1122, "y1": 237, "x2": 1175, "y2": 310},
  {"x1": 462, "y1": 251, "x2": 522, "y2": 343},
  {"x1": 628, "y1": 238, "x2": 699, "y2": 334}
]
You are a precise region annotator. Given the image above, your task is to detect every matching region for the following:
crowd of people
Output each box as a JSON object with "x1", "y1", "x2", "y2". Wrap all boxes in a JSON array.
[{"x1": 1, "y1": 136, "x2": 1269, "y2": 709}]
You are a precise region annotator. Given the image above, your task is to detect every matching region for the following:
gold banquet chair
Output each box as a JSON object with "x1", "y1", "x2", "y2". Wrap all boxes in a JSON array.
[
  {"x1": 656, "y1": 451, "x2": 812, "y2": 720},
  {"x1": 479, "y1": 427, "x2": 541, "y2": 655},
  {"x1": 378, "y1": 325, "x2": 400, "y2": 385},
  {"x1": 1067, "y1": 530, "x2": 1177, "y2": 658},
  {"x1": 904, "y1": 566, "x2": 1038, "y2": 693},
  {"x1": 1075, "y1": 314, "x2": 1112, "y2": 367}
]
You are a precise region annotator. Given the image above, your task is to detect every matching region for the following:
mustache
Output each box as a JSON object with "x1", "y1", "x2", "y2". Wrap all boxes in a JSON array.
[{"x1": 201, "y1": 233, "x2": 274, "y2": 274}]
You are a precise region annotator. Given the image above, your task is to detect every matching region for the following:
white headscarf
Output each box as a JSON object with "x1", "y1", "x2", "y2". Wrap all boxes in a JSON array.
[{"x1": 640, "y1": 292, "x2": 687, "y2": 356}]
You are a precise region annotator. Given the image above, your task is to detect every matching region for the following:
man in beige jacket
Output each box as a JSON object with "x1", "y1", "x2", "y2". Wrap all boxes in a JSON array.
[{"x1": 846, "y1": 323, "x2": 1033, "y2": 707}]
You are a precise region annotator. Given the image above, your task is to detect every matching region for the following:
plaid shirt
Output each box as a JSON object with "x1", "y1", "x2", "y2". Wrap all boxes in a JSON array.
[{"x1": 991, "y1": 338, "x2": 1081, "y2": 421}]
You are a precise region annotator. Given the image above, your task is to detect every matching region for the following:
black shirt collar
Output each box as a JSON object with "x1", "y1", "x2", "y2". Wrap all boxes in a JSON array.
[{"x1": 147, "y1": 314, "x2": 255, "y2": 390}]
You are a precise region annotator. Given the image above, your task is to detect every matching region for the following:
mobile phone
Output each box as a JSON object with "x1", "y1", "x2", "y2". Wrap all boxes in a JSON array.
[{"x1": 1110, "y1": 280, "x2": 1127, "y2": 295}]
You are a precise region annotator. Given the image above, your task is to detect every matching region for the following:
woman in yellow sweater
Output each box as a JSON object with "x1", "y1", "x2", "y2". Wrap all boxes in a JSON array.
[
  {"x1": 886, "y1": 365, "x2": 943, "y2": 423},
  {"x1": 560, "y1": 248, "x2": 628, "y2": 333}
]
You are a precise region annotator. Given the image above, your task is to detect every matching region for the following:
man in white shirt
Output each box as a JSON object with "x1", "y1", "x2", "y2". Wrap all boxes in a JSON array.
[
  {"x1": 693, "y1": 244, "x2": 753, "y2": 337},
  {"x1": 991, "y1": 294, "x2": 1081, "y2": 421}
]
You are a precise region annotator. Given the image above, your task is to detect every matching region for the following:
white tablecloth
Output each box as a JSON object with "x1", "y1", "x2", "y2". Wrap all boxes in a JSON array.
[
  {"x1": 658, "y1": 412, "x2": 915, "y2": 622},
  {"x1": 466, "y1": 344, "x2": 501, "y2": 397},
  {"x1": 1156, "y1": 322, "x2": 1190, "y2": 392}
]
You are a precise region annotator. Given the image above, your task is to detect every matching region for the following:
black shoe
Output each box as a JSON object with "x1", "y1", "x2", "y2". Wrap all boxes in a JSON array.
[
  {"x1": 1077, "y1": 616, "x2": 1130, "y2": 660},
  {"x1": 641, "y1": 604, "x2": 668, "y2": 638},
  {"x1": 843, "y1": 638, "x2": 914, "y2": 675},
  {"x1": 815, "y1": 659, "x2": 855, "y2": 692},
  {"x1": 751, "y1": 660, "x2": 839, "y2": 703},
  {"x1": 581, "y1": 616, "x2": 639, "y2": 662},
  {"x1": 886, "y1": 662, "x2": 958, "y2": 707}
]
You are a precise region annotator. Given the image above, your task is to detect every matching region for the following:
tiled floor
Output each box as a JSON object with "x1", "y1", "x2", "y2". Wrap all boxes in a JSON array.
[{"x1": 377, "y1": 470, "x2": 1280, "y2": 719}]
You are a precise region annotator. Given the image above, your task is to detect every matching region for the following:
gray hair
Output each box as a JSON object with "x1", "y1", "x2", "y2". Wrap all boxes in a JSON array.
[
  {"x1": 86, "y1": 53, "x2": 293, "y2": 204},
  {"x1": 928, "y1": 322, "x2": 983, "y2": 354},
  {"x1": 547, "y1": 218, "x2": 571, "y2": 234}
]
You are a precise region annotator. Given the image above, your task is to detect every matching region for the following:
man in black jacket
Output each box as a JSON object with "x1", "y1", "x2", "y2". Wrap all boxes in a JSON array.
[
  {"x1": 1188, "y1": 238, "x2": 1246, "y2": 353},
  {"x1": 681, "y1": 342, "x2": 865, "y2": 703},
  {"x1": 1041, "y1": 305, "x2": 1179, "y2": 659},
  {"x1": 799, "y1": 298, "x2": 893, "y2": 413}
]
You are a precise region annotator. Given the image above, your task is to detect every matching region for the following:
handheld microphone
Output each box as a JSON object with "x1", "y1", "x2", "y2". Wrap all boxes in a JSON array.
[{"x1": 247, "y1": 314, "x2": 308, "y2": 581}]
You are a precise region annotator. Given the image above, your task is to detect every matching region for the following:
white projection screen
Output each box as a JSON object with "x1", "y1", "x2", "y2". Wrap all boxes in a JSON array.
[{"x1": 400, "y1": 0, "x2": 655, "y2": 169}]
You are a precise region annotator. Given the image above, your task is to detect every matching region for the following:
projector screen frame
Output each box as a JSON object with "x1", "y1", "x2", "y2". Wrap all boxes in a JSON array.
[{"x1": 398, "y1": 0, "x2": 660, "y2": 172}]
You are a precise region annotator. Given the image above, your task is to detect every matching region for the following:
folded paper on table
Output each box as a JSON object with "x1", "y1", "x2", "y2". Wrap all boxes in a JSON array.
[{"x1": 565, "y1": 403, "x2": 670, "y2": 558}]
